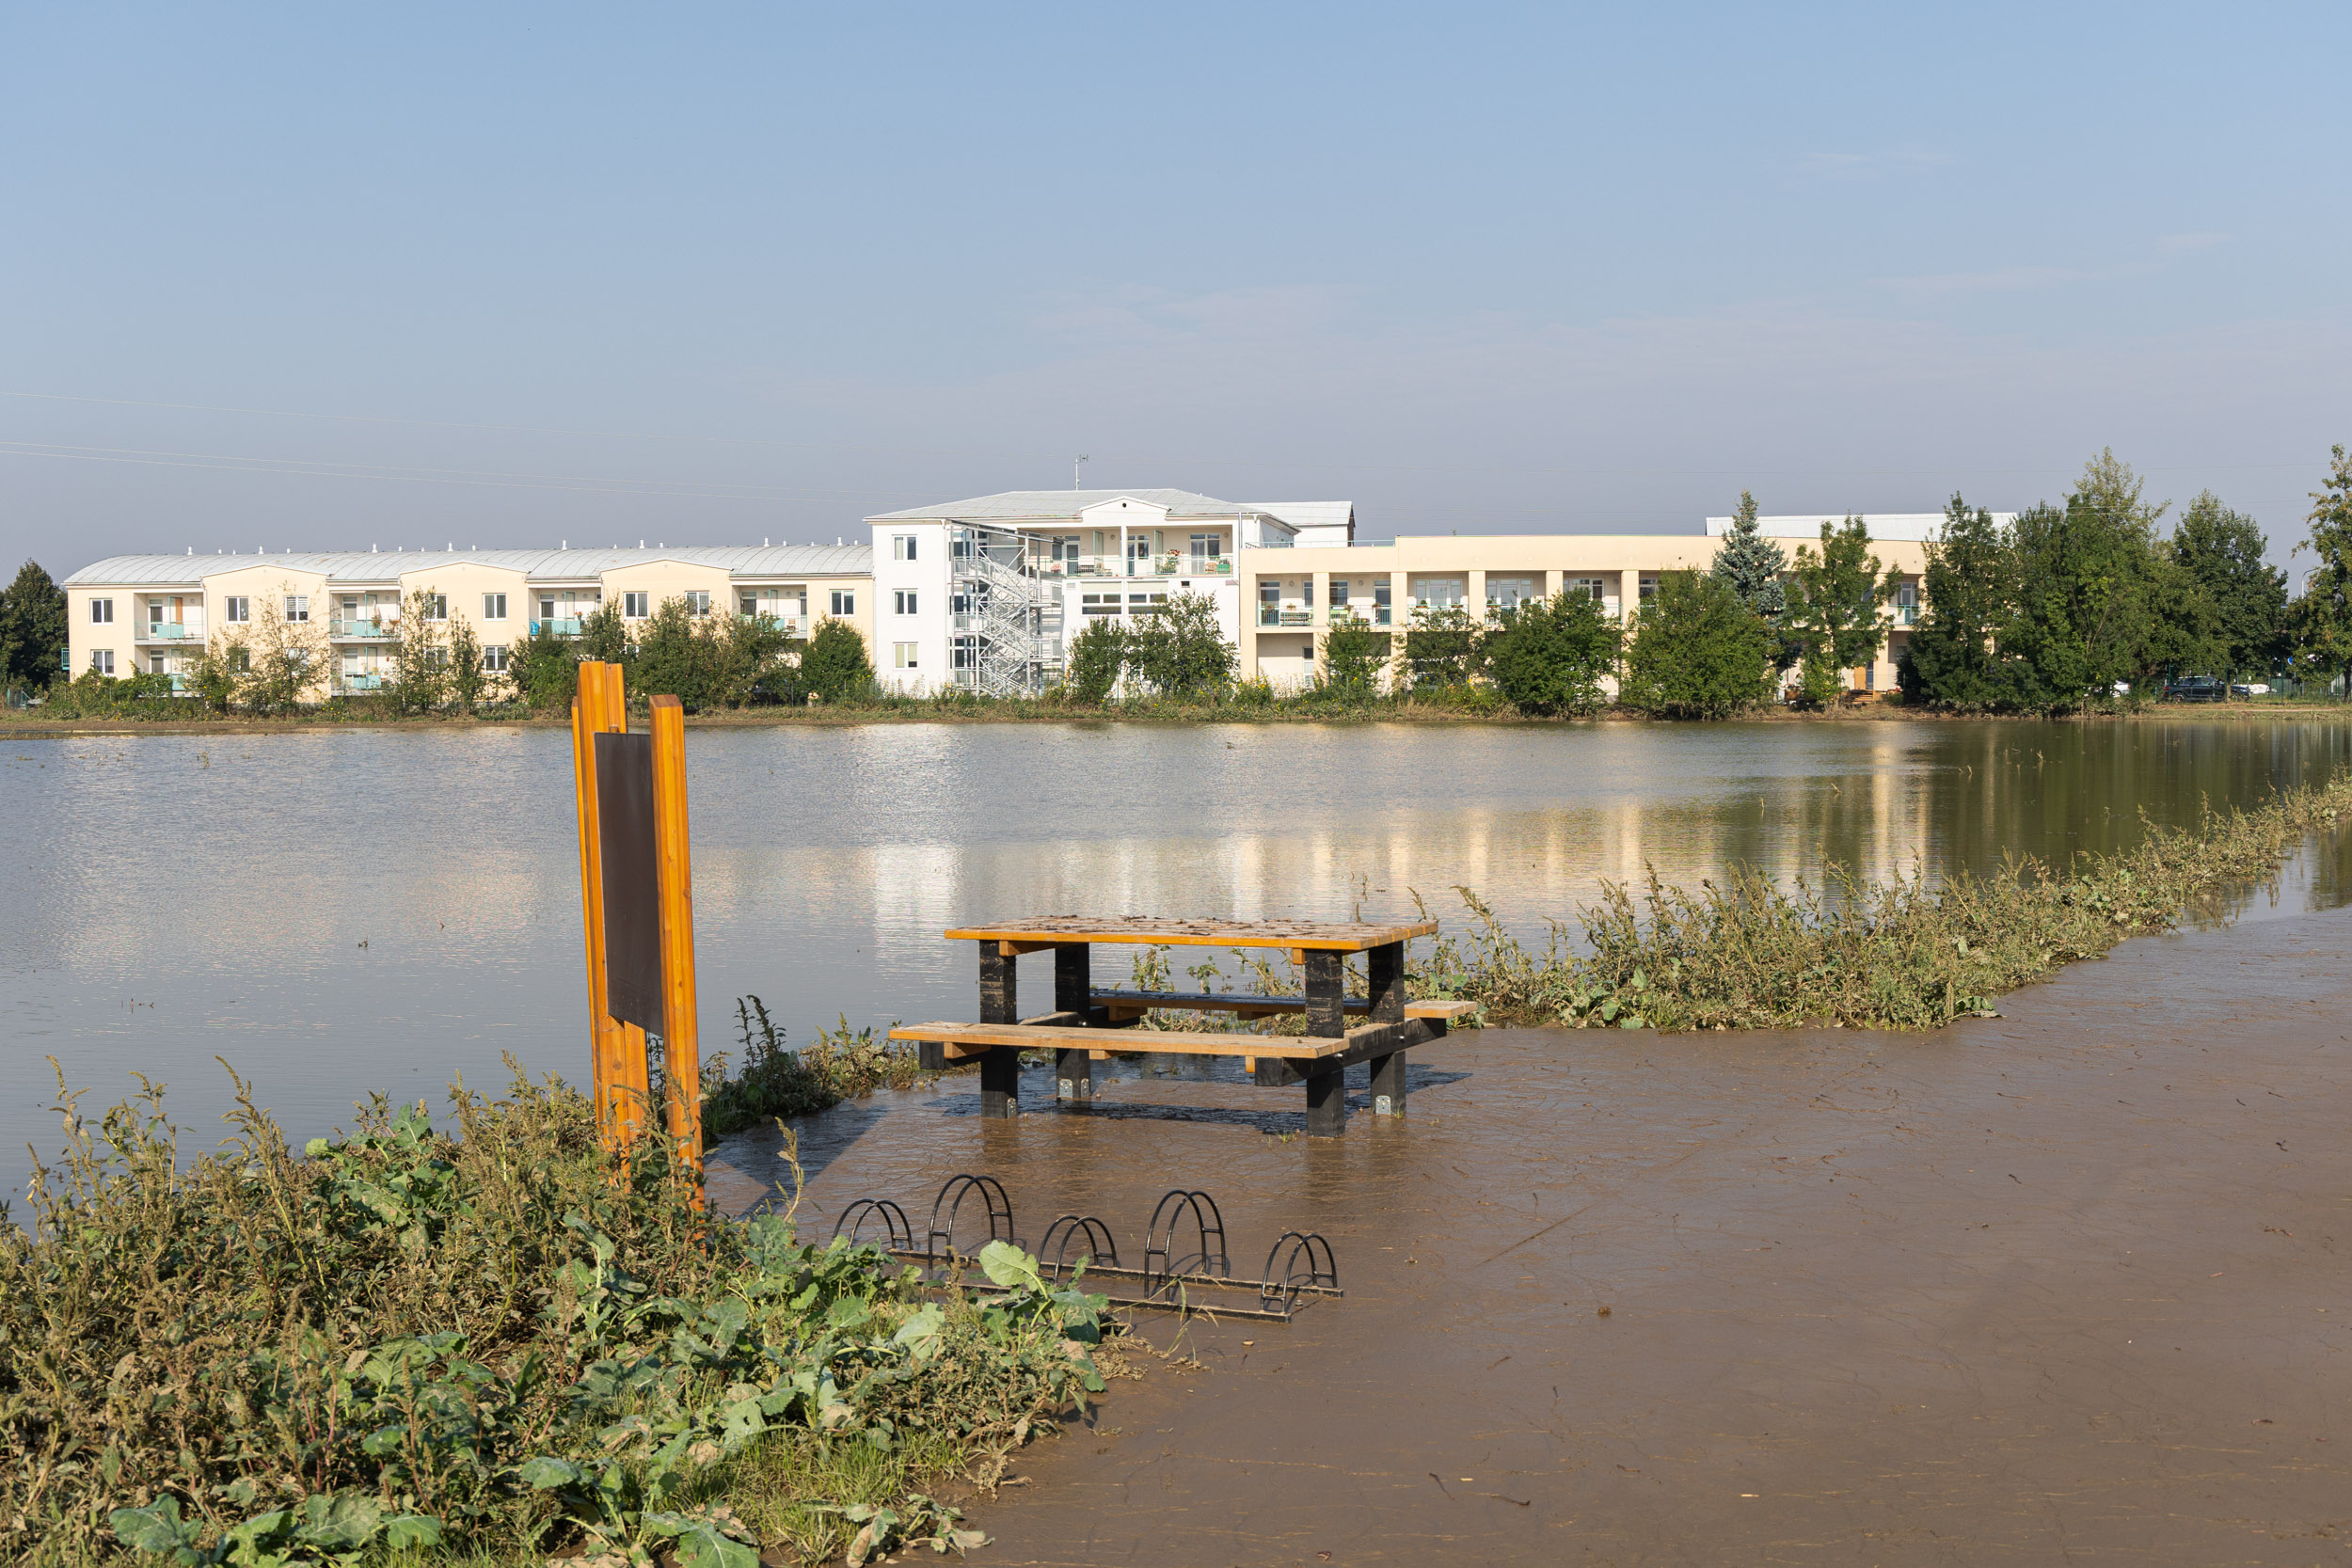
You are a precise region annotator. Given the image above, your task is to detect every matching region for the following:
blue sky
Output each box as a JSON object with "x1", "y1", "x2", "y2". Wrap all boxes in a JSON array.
[{"x1": 4, "y1": 2, "x2": 2347, "y2": 575}]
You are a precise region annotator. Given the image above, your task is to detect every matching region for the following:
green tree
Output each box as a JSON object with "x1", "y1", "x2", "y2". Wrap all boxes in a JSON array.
[
  {"x1": 1481, "y1": 591, "x2": 1620, "y2": 715},
  {"x1": 2007, "y1": 450, "x2": 2173, "y2": 712},
  {"x1": 1784, "y1": 516, "x2": 1900, "y2": 705},
  {"x1": 385, "y1": 587, "x2": 450, "y2": 714},
  {"x1": 0, "y1": 560, "x2": 68, "y2": 691},
  {"x1": 1402, "y1": 603, "x2": 1481, "y2": 689},
  {"x1": 1063, "y1": 617, "x2": 1126, "y2": 703},
  {"x1": 1709, "y1": 491, "x2": 1788, "y2": 619},
  {"x1": 1126, "y1": 590, "x2": 1234, "y2": 699},
  {"x1": 2293, "y1": 444, "x2": 2352, "y2": 701},
  {"x1": 240, "y1": 586, "x2": 331, "y2": 715},
  {"x1": 1618, "y1": 571, "x2": 1772, "y2": 719},
  {"x1": 1901, "y1": 494, "x2": 2021, "y2": 710},
  {"x1": 799, "y1": 618, "x2": 874, "y2": 704},
  {"x1": 2173, "y1": 490, "x2": 2286, "y2": 679},
  {"x1": 507, "y1": 619, "x2": 580, "y2": 712},
  {"x1": 632, "y1": 596, "x2": 725, "y2": 706},
  {"x1": 183, "y1": 632, "x2": 242, "y2": 714},
  {"x1": 579, "y1": 600, "x2": 630, "y2": 666},
  {"x1": 1316, "y1": 618, "x2": 1392, "y2": 701},
  {"x1": 448, "y1": 616, "x2": 486, "y2": 715}
]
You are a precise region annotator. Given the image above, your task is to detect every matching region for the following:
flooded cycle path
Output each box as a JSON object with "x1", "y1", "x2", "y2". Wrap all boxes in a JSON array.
[{"x1": 712, "y1": 904, "x2": 2352, "y2": 1564}]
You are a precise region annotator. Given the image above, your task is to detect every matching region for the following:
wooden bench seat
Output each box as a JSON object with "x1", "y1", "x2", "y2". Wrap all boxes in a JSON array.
[
  {"x1": 893, "y1": 1020, "x2": 1354, "y2": 1062},
  {"x1": 1089, "y1": 990, "x2": 1476, "y2": 1022}
]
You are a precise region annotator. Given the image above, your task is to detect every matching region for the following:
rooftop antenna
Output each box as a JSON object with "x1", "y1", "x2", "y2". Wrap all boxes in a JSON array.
[{"x1": 1074, "y1": 454, "x2": 1089, "y2": 489}]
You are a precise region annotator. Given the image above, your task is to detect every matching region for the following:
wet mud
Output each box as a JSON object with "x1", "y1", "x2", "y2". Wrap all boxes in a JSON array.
[{"x1": 709, "y1": 909, "x2": 2352, "y2": 1564}]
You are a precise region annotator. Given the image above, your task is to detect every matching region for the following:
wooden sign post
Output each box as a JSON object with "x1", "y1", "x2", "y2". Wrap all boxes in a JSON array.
[{"x1": 569, "y1": 663, "x2": 701, "y2": 1198}]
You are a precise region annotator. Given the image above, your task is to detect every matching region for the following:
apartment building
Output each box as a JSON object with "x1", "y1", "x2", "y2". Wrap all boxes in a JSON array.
[
  {"x1": 62, "y1": 545, "x2": 872, "y2": 694},
  {"x1": 866, "y1": 492, "x2": 1967, "y2": 696}
]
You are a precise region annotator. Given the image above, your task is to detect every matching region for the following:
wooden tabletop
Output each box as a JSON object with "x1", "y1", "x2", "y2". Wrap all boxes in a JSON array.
[{"x1": 942, "y1": 915, "x2": 1437, "y2": 953}]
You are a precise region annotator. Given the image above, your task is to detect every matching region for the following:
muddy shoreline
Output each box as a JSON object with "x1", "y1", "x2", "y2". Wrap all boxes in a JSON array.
[{"x1": 711, "y1": 908, "x2": 2352, "y2": 1563}]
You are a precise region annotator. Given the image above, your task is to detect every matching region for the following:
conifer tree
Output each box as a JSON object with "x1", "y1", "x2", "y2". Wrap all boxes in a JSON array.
[{"x1": 1708, "y1": 491, "x2": 1787, "y2": 618}]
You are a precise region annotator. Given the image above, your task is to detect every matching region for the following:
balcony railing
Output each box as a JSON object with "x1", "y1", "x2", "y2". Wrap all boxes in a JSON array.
[
  {"x1": 136, "y1": 622, "x2": 202, "y2": 641},
  {"x1": 332, "y1": 618, "x2": 397, "y2": 640},
  {"x1": 340, "y1": 673, "x2": 386, "y2": 691},
  {"x1": 529, "y1": 617, "x2": 584, "y2": 637},
  {"x1": 1257, "y1": 608, "x2": 1315, "y2": 627}
]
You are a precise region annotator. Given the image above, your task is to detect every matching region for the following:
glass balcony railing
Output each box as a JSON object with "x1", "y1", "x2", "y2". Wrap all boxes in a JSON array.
[
  {"x1": 340, "y1": 673, "x2": 386, "y2": 691},
  {"x1": 136, "y1": 623, "x2": 201, "y2": 641},
  {"x1": 529, "y1": 617, "x2": 584, "y2": 637},
  {"x1": 332, "y1": 618, "x2": 396, "y2": 639},
  {"x1": 1257, "y1": 607, "x2": 1314, "y2": 627}
]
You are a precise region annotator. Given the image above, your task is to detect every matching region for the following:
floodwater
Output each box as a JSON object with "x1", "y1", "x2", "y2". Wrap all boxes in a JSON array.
[
  {"x1": 710, "y1": 900, "x2": 2352, "y2": 1563},
  {"x1": 5, "y1": 716, "x2": 2352, "y2": 1194}
]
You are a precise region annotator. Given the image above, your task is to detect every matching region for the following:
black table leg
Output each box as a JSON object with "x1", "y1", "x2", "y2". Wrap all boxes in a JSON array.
[
  {"x1": 1366, "y1": 939, "x2": 1406, "y2": 1117},
  {"x1": 1054, "y1": 942, "x2": 1092, "y2": 1107},
  {"x1": 1303, "y1": 948, "x2": 1347, "y2": 1136},
  {"x1": 978, "y1": 941, "x2": 1018, "y2": 1118}
]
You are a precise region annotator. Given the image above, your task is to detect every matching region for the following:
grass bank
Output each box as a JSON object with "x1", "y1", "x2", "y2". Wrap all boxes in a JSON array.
[
  {"x1": 1414, "y1": 773, "x2": 2352, "y2": 1031},
  {"x1": 1, "y1": 1065, "x2": 1114, "y2": 1568}
]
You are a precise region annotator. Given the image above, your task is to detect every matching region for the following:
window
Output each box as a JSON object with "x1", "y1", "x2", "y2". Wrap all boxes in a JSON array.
[
  {"x1": 1081, "y1": 593, "x2": 1121, "y2": 617},
  {"x1": 1128, "y1": 592, "x2": 1167, "y2": 612},
  {"x1": 893, "y1": 641, "x2": 918, "y2": 669},
  {"x1": 1639, "y1": 576, "x2": 1659, "y2": 603},
  {"x1": 539, "y1": 596, "x2": 556, "y2": 621},
  {"x1": 229, "y1": 646, "x2": 250, "y2": 673},
  {"x1": 146, "y1": 599, "x2": 165, "y2": 626},
  {"x1": 1567, "y1": 578, "x2": 1605, "y2": 602},
  {"x1": 1260, "y1": 582, "x2": 1280, "y2": 606},
  {"x1": 284, "y1": 594, "x2": 310, "y2": 622},
  {"x1": 686, "y1": 590, "x2": 711, "y2": 616},
  {"x1": 425, "y1": 647, "x2": 448, "y2": 669},
  {"x1": 483, "y1": 644, "x2": 509, "y2": 673},
  {"x1": 893, "y1": 534, "x2": 918, "y2": 562},
  {"x1": 483, "y1": 593, "x2": 508, "y2": 621},
  {"x1": 91, "y1": 649, "x2": 115, "y2": 674},
  {"x1": 89, "y1": 598, "x2": 113, "y2": 624},
  {"x1": 894, "y1": 590, "x2": 918, "y2": 615},
  {"x1": 1190, "y1": 532, "x2": 1223, "y2": 561},
  {"x1": 623, "y1": 592, "x2": 650, "y2": 619},
  {"x1": 949, "y1": 591, "x2": 972, "y2": 615},
  {"x1": 225, "y1": 596, "x2": 249, "y2": 624},
  {"x1": 739, "y1": 594, "x2": 757, "y2": 617},
  {"x1": 1328, "y1": 579, "x2": 1350, "y2": 607},
  {"x1": 150, "y1": 653, "x2": 165, "y2": 673},
  {"x1": 829, "y1": 589, "x2": 855, "y2": 616},
  {"x1": 951, "y1": 637, "x2": 976, "y2": 669},
  {"x1": 425, "y1": 594, "x2": 447, "y2": 622},
  {"x1": 1375, "y1": 582, "x2": 1392, "y2": 609}
]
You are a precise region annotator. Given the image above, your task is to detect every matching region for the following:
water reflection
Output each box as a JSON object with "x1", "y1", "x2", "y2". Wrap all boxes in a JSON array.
[{"x1": 5, "y1": 716, "x2": 2350, "y2": 1195}]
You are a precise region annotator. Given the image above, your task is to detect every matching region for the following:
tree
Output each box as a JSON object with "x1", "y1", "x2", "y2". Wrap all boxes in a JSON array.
[
  {"x1": 579, "y1": 601, "x2": 630, "y2": 666},
  {"x1": 1902, "y1": 494, "x2": 2021, "y2": 710},
  {"x1": 1125, "y1": 591, "x2": 1234, "y2": 699},
  {"x1": 1402, "y1": 603, "x2": 1481, "y2": 689},
  {"x1": 799, "y1": 619, "x2": 874, "y2": 704},
  {"x1": 2007, "y1": 450, "x2": 2172, "y2": 713},
  {"x1": 239, "y1": 585, "x2": 332, "y2": 714},
  {"x1": 2173, "y1": 491, "x2": 2286, "y2": 679},
  {"x1": 2293, "y1": 444, "x2": 2352, "y2": 702},
  {"x1": 633, "y1": 596, "x2": 724, "y2": 706},
  {"x1": 1709, "y1": 491, "x2": 1788, "y2": 619},
  {"x1": 1317, "y1": 619, "x2": 1392, "y2": 701},
  {"x1": 0, "y1": 561, "x2": 67, "y2": 691},
  {"x1": 714, "y1": 609, "x2": 793, "y2": 706},
  {"x1": 385, "y1": 587, "x2": 450, "y2": 714},
  {"x1": 1481, "y1": 590, "x2": 1620, "y2": 715},
  {"x1": 1618, "y1": 571, "x2": 1772, "y2": 719},
  {"x1": 1063, "y1": 617, "x2": 1126, "y2": 703},
  {"x1": 507, "y1": 619, "x2": 580, "y2": 712},
  {"x1": 1784, "y1": 516, "x2": 1900, "y2": 705},
  {"x1": 448, "y1": 616, "x2": 486, "y2": 715}
]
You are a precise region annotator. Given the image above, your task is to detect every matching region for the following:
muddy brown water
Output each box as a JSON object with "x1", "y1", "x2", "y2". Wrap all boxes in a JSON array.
[{"x1": 711, "y1": 906, "x2": 2352, "y2": 1564}]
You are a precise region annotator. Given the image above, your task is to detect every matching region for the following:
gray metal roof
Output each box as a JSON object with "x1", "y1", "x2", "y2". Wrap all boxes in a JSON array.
[
  {"x1": 61, "y1": 544, "x2": 872, "y2": 588},
  {"x1": 866, "y1": 488, "x2": 1258, "y2": 523}
]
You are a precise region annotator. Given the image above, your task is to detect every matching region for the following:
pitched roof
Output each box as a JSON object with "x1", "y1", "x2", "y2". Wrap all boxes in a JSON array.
[
  {"x1": 61, "y1": 544, "x2": 872, "y2": 588},
  {"x1": 866, "y1": 488, "x2": 1253, "y2": 522}
]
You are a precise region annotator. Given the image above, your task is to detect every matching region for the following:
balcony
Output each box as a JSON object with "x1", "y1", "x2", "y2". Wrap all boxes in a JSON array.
[
  {"x1": 1257, "y1": 607, "x2": 1315, "y2": 628},
  {"x1": 530, "y1": 617, "x2": 584, "y2": 637},
  {"x1": 340, "y1": 673, "x2": 386, "y2": 692},
  {"x1": 1896, "y1": 605, "x2": 1919, "y2": 626},
  {"x1": 332, "y1": 618, "x2": 397, "y2": 640},
  {"x1": 135, "y1": 622, "x2": 203, "y2": 642}
]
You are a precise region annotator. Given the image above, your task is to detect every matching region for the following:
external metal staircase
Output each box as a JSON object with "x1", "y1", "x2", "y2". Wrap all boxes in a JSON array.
[{"x1": 949, "y1": 529, "x2": 1063, "y2": 696}]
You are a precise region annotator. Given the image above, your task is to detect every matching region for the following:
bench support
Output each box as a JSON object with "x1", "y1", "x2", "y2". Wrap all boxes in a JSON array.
[
  {"x1": 1303, "y1": 950, "x2": 1347, "y2": 1135},
  {"x1": 1369, "y1": 1048, "x2": 1407, "y2": 1118},
  {"x1": 1367, "y1": 940, "x2": 1406, "y2": 1117},
  {"x1": 979, "y1": 942, "x2": 1019, "y2": 1117},
  {"x1": 1053, "y1": 944, "x2": 1093, "y2": 1105}
]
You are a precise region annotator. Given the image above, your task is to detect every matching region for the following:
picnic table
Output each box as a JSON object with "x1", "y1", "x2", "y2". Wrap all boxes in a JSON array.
[{"x1": 889, "y1": 916, "x2": 1472, "y2": 1136}]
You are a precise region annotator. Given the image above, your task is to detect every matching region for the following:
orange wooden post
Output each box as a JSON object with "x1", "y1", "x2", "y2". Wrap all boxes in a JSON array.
[
  {"x1": 595, "y1": 664, "x2": 653, "y2": 1147},
  {"x1": 649, "y1": 694, "x2": 704, "y2": 1202},
  {"x1": 570, "y1": 663, "x2": 619, "y2": 1146}
]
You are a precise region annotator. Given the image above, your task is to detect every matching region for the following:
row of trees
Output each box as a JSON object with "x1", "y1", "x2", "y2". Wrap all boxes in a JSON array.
[{"x1": 1903, "y1": 448, "x2": 2349, "y2": 712}]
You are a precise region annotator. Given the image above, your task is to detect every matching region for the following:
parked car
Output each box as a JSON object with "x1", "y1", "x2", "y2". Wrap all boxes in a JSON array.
[
  {"x1": 2164, "y1": 675, "x2": 2228, "y2": 703},
  {"x1": 2232, "y1": 682, "x2": 2269, "y2": 698}
]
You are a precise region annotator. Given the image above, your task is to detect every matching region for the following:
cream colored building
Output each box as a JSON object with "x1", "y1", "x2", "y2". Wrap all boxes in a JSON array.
[{"x1": 62, "y1": 545, "x2": 872, "y2": 696}]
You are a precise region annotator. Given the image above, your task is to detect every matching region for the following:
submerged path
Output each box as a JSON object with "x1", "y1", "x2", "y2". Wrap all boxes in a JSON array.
[{"x1": 710, "y1": 908, "x2": 2352, "y2": 1564}]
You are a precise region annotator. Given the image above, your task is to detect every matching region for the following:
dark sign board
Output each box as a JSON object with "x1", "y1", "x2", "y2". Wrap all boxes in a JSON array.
[{"x1": 596, "y1": 731, "x2": 664, "y2": 1032}]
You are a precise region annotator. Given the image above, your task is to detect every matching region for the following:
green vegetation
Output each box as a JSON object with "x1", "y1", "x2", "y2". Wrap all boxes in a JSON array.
[
  {"x1": 1313, "y1": 617, "x2": 1391, "y2": 702},
  {"x1": 2, "y1": 1063, "x2": 1110, "y2": 1568},
  {"x1": 1121, "y1": 591, "x2": 1234, "y2": 698},
  {"x1": 1480, "y1": 591, "x2": 1620, "y2": 715},
  {"x1": 1784, "y1": 516, "x2": 1900, "y2": 707},
  {"x1": 700, "y1": 1001, "x2": 932, "y2": 1137},
  {"x1": 1416, "y1": 770, "x2": 2352, "y2": 1031},
  {"x1": 1618, "y1": 572, "x2": 1772, "y2": 719},
  {"x1": 2291, "y1": 446, "x2": 2352, "y2": 703},
  {"x1": 1061, "y1": 618, "x2": 1125, "y2": 704},
  {"x1": 799, "y1": 619, "x2": 875, "y2": 705},
  {"x1": 1, "y1": 560, "x2": 69, "y2": 697}
]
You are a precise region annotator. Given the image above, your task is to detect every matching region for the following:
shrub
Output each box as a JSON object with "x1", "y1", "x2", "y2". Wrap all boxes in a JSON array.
[
  {"x1": 1316, "y1": 620, "x2": 1391, "y2": 701},
  {"x1": 1482, "y1": 591, "x2": 1620, "y2": 715},
  {"x1": 1402, "y1": 604, "x2": 1481, "y2": 689},
  {"x1": 800, "y1": 619, "x2": 875, "y2": 705},
  {"x1": 1063, "y1": 618, "x2": 1126, "y2": 704},
  {"x1": 1124, "y1": 591, "x2": 1233, "y2": 699},
  {"x1": 1619, "y1": 571, "x2": 1772, "y2": 719}
]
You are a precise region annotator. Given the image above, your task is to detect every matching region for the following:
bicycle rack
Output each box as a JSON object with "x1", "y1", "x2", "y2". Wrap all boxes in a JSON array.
[
  {"x1": 831, "y1": 1197, "x2": 914, "y2": 1252},
  {"x1": 824, "y1": 1180, "x2": 1337, "y2": 1322},
  {"x1": 1040, "y1": 1213, "x2": 1120, "y2": 1279},
  {"x1": 1259, "y1": 1230, "x2": 1339, "y2": 1314},
  {"x1": 927, "y1": 1172, "x2": 1015, "y2": 1259}
]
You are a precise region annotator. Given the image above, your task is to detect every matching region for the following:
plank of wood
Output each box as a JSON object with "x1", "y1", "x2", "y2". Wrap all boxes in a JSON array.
[
  {"x1": 942, "y1": 915, "x2": 1437, "y2": 953},
  {"x1": 1089, "y1": 990, "x2": 1476, "y2": 1022},
  {"x1": 649, "y1": 695, "x2": 702, "y2": 1204},
  {"x1": 890, "y1": 1020, "x2": 1413, "y2": 1060}
]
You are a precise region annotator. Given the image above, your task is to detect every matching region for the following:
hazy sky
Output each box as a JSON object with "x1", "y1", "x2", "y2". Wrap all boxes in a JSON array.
[{"x1": 5, "y1": 3, "x2": 2347, "y2": 578}]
